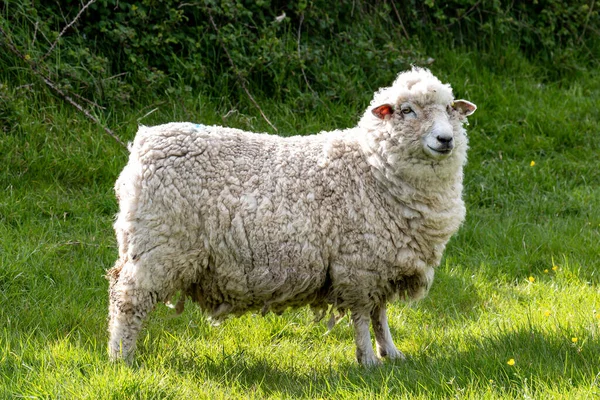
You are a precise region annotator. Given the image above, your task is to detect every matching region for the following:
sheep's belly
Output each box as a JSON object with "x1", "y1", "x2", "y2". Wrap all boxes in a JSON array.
[{"x1": 184, "y1": 247, "x2": 330, "y2": 318}]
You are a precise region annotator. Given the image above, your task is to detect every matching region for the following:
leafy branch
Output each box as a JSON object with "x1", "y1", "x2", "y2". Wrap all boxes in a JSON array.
[{"x1": 0, "y1": 0, "x2": 126, "y2": 148}]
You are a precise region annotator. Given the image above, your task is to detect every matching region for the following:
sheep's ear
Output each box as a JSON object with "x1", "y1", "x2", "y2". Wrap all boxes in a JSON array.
[
  {"x1": 452, "y1": 100, "x2": 477, "y2": 116},
  {"x1": 372, "y1": 104, "x2": 394, "y2": 120}
]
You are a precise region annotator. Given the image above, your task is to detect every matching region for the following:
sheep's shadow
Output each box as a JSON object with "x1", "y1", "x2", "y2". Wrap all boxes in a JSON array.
[
  {"x1": 419, "y1": 268, "x2": 482, "y2": 316},
  {"x1": 131, "y1": 268, "x2": 595, "y2": 396},
  {"x1": 157, "y1": 325, "x2": 599, "y2": 397}
]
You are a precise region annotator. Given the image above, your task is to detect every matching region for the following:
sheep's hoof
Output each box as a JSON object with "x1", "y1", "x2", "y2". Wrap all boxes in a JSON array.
[
  {"x1": 383, "y1": 347, "x2": 406, "y2": 361},
  {"x1": 361, "y1": 357, "x2": 383, "y2": 367},
  {"x1": 357, "y1": 352, "x2": 383, "y2": 367},
  {"x1": 108, "y1": 343, "x2": 135, "y2": 365},
  {"x1": 378, "y1": 347, "x2": 406, "y2": 361}
]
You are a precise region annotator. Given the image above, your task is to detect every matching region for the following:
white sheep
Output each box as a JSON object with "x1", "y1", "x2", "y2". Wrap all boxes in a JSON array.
[{"x1": 107, "y1": 67, "x2": 476, "y2": 366}]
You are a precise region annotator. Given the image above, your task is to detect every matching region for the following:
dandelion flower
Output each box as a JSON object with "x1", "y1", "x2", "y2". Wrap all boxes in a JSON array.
[
  {"x1": 528, "y1": 276, "x2": 535, "y2": 283},
  {"x1": 507, "y1": 359, "x2": 515, "y2": 366},
  {"x1": 530, "y1": 161, "x2": 536, "y2": 167},
  {"x1": 552, "y1": 265, "x2": 559, "y2": 271},
  {"x1": 572, "y1": 337, "x2": 578, "y2": 343},
  {"x1": 544, "y1": 269, "x2": 549, "y2": 273},
  {"x1": 544, "y1": 310, "x2": 551, "y2": 317}
]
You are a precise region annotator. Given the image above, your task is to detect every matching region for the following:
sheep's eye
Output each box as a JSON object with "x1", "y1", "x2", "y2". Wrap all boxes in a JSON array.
[{"x1": 401, "y1": 107, "x2": 413, "y2": 115}]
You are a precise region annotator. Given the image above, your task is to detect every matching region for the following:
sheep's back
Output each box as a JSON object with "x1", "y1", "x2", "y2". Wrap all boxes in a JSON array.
[{"x1": 120, "y1": 123, "x2": 338, "y2": 312}]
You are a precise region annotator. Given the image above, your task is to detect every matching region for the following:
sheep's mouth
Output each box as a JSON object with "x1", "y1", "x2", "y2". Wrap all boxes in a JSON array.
[{"x1": 427, "y1": 145, "x2": 453, "y2": 156}]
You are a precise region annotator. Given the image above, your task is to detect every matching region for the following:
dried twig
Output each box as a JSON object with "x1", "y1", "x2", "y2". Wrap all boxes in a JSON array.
[
  {"x1": 31, "y1": 21, "x2": 39, "y2": 47},
  {"x1": 137, "y1": 107, "x2": 160, "y2": 123},
  {"x1": 40, "y1": 0, "x2": 97, "y2": 62},
  {"x1": 206, "y1": 10, "x2": 278, "y2": 132},
  {"x1": 103, "y1": 72, "x2": 129, "y2": 81},
  {"x1": 578, "y1": 0, "x2": 595, "y2": 44},
  {"x1": 390, "y1": 1, "x2": 410, "y2": 40},
  {"x1": 297, "y1": 13, "x2": 316, "y2": 95},
  {"x1": 40, "y1": 75, "x2": 126, "y2": 147},
  {"x1": 0, "y1": 26, "x2": 126, "y2": 148},
  {"x1": 69, "y1": 90, "x2": 106, "y2": 110}
]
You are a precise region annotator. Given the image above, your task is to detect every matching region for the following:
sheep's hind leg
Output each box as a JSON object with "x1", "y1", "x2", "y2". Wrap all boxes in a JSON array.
[
  {"x1": 351, "y1": 309, "x2": 381, "y2": 366},
  {"x1": 108, "y1": 263, "x2": 159, "y2": 363},
  {"x1": 371, "y1": 302, "x2": 405, "y2": 361}
]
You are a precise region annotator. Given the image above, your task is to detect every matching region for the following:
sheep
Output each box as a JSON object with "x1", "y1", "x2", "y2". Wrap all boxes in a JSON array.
[{"x1": 107, "y1": 67, "x2": 477, "y2": 366}]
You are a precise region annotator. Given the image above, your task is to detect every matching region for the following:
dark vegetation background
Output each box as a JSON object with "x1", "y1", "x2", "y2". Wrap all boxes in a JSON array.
[{"x1": 2, "y1": 0, "x2": 598, "y2": 116}]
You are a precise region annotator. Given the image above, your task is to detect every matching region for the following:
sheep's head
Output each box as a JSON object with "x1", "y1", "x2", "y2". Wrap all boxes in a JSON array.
[
  {"x1": 360, "y1": 68, "x2": 476, "y2": 168},
  {"x1": 371, "y1": 99, "x2": 476, "y2": 160}
]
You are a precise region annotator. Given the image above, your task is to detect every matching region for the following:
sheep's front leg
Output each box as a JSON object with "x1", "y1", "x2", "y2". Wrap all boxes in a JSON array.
[
  {"x1": 351, "y1": 310, "x2": 381, "y2": 366},
  {"x1": 371, "y1": 303, "x2": 405, "y2": 361},
  {"x1": 108, "y1": 266, "x2": 158, "y2": 363}
]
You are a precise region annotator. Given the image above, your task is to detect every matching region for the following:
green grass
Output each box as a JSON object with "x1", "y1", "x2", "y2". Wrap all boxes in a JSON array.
[{"x1": 1, "y1": 46, "x2": 599, "y2": 398}]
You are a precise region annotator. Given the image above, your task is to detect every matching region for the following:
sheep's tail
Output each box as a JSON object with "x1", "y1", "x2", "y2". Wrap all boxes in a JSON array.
[
  {"x1": 106, "y1": 257, "x2": 124, "y2": 284},
  {"x1": 111, "y1": 127, "x2": 147, "y2": 266}
]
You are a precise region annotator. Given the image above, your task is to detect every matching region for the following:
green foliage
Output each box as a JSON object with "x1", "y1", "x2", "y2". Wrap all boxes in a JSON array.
[
  {"x1": 96, "y1": 0, "x2": 418, "y2": 102},
  {"x1": 1, "y1": 41, "x2": 600, "y2": 397},
  {"x1": 2, "y1": 0, "x2": 598, "y2": 111},
  {"x1": 406, "y1": 0, "x2": 599, "y2": 76},
  {"x1": 1, "y1": 1, "x2": 599, "y2": 397}
]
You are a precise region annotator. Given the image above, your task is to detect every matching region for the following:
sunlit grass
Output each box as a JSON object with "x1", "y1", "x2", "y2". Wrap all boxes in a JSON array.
[{"x1": 1, "y1": 45, "x2": 599, "y2": 398}]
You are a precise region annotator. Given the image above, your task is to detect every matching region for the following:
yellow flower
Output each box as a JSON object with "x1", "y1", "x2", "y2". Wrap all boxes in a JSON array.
[
  {"x1": 544, "y1": 269, "x2": 549, "y2": 273},
  {"x1": 552, "y1": 265, "x2": 559, "y2": 271},
  {"x1": 507, "y1": 358, "x2": 515, "y2": 366},
  {"x1": 544, "y1": 310, "x2": 551, "y2": 317},
  {"x1": 572, "y1": 337, "x2": 578, "y2": 343},
  {"x1": 530, "y1": 160, "x2": 536, "y2": 167},
  {"x1": 528, "y1": 276, "x2": 535, "y2": 283}
]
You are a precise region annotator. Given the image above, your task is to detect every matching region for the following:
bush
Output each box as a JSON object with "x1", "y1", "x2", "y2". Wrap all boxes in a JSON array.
[
  {"x1": 1, "y1": 0, "x2": 598, "y2": 107},
  {"x1": 403, "y1": 0, "x2": 599, "y2": 75}
]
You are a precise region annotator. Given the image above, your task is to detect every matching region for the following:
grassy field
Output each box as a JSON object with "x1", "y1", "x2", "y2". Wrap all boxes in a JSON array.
[{"x1": 1, "y1": 44, "x2": 599, "y2": 398}]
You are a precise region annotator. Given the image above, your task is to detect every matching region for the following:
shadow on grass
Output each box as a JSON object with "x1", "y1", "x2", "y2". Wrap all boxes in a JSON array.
[
  {"x1": 420, "y1": 268, "x2": 483, "y2": 318},
  {"x1": 155, "y1": 323, "x2": 600, "y2": 397}
]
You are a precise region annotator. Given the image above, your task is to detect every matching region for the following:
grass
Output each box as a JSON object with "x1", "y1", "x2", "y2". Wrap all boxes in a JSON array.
[{"x1": 1, "y1": 44, "x2": 600, "y2": 398}]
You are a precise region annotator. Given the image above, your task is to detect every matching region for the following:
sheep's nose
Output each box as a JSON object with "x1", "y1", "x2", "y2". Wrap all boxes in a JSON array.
[{"x1": 436, "y1": 134, "x2": 454, "y2": 148}]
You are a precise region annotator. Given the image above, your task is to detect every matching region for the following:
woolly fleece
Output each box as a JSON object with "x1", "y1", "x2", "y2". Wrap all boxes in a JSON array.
[{"x1": 108, "y1": 67, "x2": 476, "y2": 366}]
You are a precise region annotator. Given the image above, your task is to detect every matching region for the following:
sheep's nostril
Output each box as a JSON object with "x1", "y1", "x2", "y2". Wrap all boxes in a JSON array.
[{"x1": 436, "y1": 134, "x2": 453, "y2": 145}]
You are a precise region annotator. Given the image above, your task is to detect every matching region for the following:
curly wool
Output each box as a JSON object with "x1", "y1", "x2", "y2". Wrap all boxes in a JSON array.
[{"x1": 108, "y1": 67, "x2": 475, "y2": 365}]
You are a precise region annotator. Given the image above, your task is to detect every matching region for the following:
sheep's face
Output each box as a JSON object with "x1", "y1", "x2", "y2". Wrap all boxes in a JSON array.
[{"x1": 372, "y1": 99, "x2": 476, "y2": 161}]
